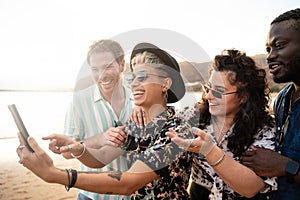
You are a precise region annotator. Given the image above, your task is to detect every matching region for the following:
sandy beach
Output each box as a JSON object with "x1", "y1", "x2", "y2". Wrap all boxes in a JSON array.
[{"x1": 0, "y1": 138, "x2": 80, "y2": 200}]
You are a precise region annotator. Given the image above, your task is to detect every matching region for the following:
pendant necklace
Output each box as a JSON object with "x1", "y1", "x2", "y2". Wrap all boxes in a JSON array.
[{"x1": 213, "y1": 118, "x2": 229, "y2": 145}]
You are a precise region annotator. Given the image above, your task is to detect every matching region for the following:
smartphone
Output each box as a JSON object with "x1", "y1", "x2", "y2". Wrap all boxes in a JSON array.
[{"x1": 8, "y1": 104, "x2": 34, "y2": 152}]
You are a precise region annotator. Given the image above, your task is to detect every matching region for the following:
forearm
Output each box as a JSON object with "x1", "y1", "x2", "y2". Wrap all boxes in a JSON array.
[
  {"x1": 73, "y1": 160, "x2": 157, "y2": 195},
  {"x1": 47, "y1": 168, "x2": 135, "y2": 195},
  {"x1": 77, "y1": 145, "x2": 124, "y2": 168},
  {"x1": 84, "y1": 133, "x2": 107, "y2": 148},
  {"x1": 48, "y1": 168, "x2": 155, "y2": 195},
  {"x1": 206, "y1": 146, "x2": 265, "y2": 198},
  {"x1": 74, "y1": 171, "x2": 149, "y2": 195}
]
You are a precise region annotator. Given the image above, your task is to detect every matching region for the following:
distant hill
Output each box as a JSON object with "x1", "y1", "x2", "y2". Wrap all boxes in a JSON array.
[
  {"x1": 122, "y1": 55, "x2": 287, "y2": 93},
  {"x1": 179, "y1": 54, "x2": 287, "y2": 92}
]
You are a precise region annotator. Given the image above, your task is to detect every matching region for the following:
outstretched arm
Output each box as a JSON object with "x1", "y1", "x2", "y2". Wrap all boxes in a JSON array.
[
  {"x1": 44, "y1": 134, "x2": 124, "y2": 168},
  {"x1": 17, "y1": 136, "x2": 157, "y2": 195},
  {"x1": 167, "y1": 128, "x2": 266, "y2": 198}
]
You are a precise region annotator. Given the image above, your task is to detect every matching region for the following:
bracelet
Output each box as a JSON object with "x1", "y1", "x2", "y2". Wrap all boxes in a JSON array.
[
  {"x1": 71, "y1": 141, "x2": 86, "y2": 159},
  {"x1": 65, "y1": 169, "x2": 71, "y2": 191},
  {"x1": 69, "y1": 169, "x2": 78, "y2": 189},
  {"x1": 209, "y1": 151, "x2": 226, "y2": 167}
]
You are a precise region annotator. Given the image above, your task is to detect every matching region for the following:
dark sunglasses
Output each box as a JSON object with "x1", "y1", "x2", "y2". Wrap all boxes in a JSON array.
[
  {"x1": 126, "y1": 71, "x2": 166, "y2": 84},
  {"x1": 202, "y1": 84, "x2": 238, "y2": 99}
]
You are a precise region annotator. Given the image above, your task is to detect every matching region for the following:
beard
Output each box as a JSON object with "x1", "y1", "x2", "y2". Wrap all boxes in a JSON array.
[{"x1": 273, "y1": 56, "x2": 300, "y2": 83}]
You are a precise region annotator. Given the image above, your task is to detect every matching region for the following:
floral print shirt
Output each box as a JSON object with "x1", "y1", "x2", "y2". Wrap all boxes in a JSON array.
[
  {"x1": 176, "y1": 106, "x2": 278, "y2": 200},
  {"x1": 121, "y1": 106, "x2": 194, "y2": 200}
]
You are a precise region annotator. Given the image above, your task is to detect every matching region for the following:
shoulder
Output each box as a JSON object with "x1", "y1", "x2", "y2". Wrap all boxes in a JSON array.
[
  {"x1": 175, "y1": 105, "x2": 200, "y2": 125},
  {"x1": 252, "y1": 125, "x2": 276, "y2": 150},
  {"x1": 274, "y1": 84, "x2": 293, "y2": 106},
  {"x1": 273, "y1": 83, "x2": 295, "y2": 117},
  {"x1": 73, "y1": 85, "x2": 96, "y2": 97}
]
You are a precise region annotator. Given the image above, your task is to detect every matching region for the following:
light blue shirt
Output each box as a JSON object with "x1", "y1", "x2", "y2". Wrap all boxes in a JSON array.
[{"x1": 64, "y1": 84, "x2": 134, "y2": 200}]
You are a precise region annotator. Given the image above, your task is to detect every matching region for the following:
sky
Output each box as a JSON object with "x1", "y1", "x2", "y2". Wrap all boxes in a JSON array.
[{"x1": 0, "y1": 0, "x2": 299, "y2": 90}]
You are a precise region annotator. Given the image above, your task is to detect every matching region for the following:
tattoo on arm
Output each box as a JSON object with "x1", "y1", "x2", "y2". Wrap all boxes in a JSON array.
[
  {"x1": 77, "y1": 170, "x2": 123, "y2": 181},
  {"x1": 108, "y1": 171, "x2": 122, "y2": 181}
]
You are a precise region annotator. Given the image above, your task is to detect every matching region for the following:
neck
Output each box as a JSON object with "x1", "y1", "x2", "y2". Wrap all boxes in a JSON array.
[
  {"x1": 102, "y1": 81, "x2": 124, "y2": 104},
  {"x1": 214, "y1": 116, "x2": 234, "y2": 126},
  {"x1": 212, "y1": 116, "x2": 234, "y2": 137}
]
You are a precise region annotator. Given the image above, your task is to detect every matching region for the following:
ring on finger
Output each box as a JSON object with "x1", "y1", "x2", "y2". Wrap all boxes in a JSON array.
[
  {"x1": 18, "y1": 145, "x2": 26, "y2": 151},
  {"x1": 68, "y1": 144, "x2": 72, "y2": 151}
]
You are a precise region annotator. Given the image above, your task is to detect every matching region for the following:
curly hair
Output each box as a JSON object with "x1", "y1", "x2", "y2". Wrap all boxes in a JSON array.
[
  {"x1": 86, "y1": 39, "x2": 124, "y2": 65},
  {"x1": 271, "y1": 8, "x2": 300, "y2": 31},
  {"x1": 198, "y1": 49, "x2": 274, "y2": 157}
]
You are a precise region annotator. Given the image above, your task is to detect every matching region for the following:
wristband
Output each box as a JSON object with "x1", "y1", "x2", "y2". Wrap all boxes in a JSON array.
[
  {"x1": 209, "y1": 151, "x2": 226, "y2": 167},
  {"x1": 71, "y1": 141, "x2": 86, "y2": 159},
  {"x1": 69, "y1": 169, "x2": 77, "y2": 189},
  {"x1": 65, "y1": 169, "x2": 71, "y2": 191}
]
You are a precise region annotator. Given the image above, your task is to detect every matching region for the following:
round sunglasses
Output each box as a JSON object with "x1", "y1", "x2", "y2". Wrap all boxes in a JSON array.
[
  {"x1": 202, "y1": 84, "x2": 238, "y2": 99},
  {"x1": 126, "y1": 71, "x2": 167, "y2": 84}
]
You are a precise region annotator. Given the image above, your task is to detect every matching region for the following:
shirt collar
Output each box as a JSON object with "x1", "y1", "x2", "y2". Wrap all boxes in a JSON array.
[
  {"x1": 93, "y1": 84, "x2": 134, "y2": 103},
  {"x1": 93, "y1": 85, "x2": 103, "y2": 102}
]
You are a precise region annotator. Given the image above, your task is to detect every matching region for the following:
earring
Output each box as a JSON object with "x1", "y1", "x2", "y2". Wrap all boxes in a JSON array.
[{"x1": 162, "y1": 89, "x2": 168, "y2": 103}]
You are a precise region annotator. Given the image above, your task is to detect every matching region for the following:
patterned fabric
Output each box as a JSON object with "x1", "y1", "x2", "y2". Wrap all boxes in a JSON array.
[
  {"x1": 273, "y1": 83, "x2": 300, "y2": 200},
  {"x1": 121, "y1": 106, "x2": 194, "y2": 200},
  {"x1": 64, "y1": 84, "x2": 134, "y2": 200},
  {"x1": 176, "y1": 106, "x2": 277, "y2": 200}
]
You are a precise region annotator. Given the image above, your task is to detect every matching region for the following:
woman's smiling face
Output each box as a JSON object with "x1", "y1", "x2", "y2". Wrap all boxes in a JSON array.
[
  {"x1": 205, "y1": 70, "x2": 243, "y2": 118},
  {"x1": 130, "y1": 64, "x2": 168, "y2": 108}
]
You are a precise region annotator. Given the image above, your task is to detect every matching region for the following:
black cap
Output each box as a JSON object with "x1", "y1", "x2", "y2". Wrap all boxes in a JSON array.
[{"x1": 130, "y1": 42, "x2": 185, "y2": 103}]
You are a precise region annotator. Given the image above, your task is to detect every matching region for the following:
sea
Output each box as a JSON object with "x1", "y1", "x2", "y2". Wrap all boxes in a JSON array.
[
  {"x1": 0, "y1": 90, "x2": 200, "y2": 159},
  {"x1": 0, "y1": 91, "x2": 73, "y2": 139},
  {"x1": 0, "y1": 90, "x2": 275, "y2": 165}
]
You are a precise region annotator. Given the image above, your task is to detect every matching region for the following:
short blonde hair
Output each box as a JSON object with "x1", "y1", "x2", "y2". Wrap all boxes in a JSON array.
[{"x1": 131, "y1": 51, "x2": 165, "y2": 68}]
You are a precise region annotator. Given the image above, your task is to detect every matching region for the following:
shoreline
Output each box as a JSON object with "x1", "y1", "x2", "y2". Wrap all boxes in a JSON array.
[{"x1": 0, "y1": 137, "x2": 79, "y2": 200}]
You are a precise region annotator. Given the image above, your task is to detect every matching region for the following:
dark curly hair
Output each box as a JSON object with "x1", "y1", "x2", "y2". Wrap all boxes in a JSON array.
[
  {"x1": 198, "y1": 49, "x2": 274, "y2": 157},
  {"x1": 271, "y1": 8, "x2": 300, "y2": 31}
]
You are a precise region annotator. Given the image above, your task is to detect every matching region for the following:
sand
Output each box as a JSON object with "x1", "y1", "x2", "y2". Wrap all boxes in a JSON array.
[{"x1": 0, "y1": 138, "x2": 80, "y2": 200}]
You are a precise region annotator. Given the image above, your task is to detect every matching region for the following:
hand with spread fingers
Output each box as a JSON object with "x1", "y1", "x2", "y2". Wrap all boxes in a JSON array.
[{"x1": 167, "y1": 127, "x2": 216, "y2": 156}]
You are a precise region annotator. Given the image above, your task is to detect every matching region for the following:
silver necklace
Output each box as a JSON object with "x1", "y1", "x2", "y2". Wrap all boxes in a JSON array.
[{"x1": 212, "y1": 117, "x2": 228, "y2": 144}]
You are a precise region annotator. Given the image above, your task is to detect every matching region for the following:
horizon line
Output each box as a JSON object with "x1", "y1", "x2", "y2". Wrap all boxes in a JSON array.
[{"x1": 0, "y1": 88, "x2": 73, "y2": 92}]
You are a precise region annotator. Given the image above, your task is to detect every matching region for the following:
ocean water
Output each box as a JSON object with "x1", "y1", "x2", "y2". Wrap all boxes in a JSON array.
[
  {"x1": 0, "y1": 91, "x2": 73, "y2": 139},
  {"x1": 0, "y1": 90, "x2": 200, "y2": 139},
  {"x1": 0, "y1": 90, "x2": 200, "y2": 165}
]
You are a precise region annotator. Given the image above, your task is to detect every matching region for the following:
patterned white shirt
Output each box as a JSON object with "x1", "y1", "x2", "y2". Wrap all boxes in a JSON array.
[
  {"x1": 176, "y1": 105, "x2": 278, "y2": 200},
  {"x1": 191, "y1": 124, "x2": 277, "y2": 199}
]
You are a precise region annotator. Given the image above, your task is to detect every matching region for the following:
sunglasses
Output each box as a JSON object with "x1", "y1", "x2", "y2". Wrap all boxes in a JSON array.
[
  {"x1": 202, "y1": 84, "x2": 238, "y2": 99},
  {"x1": 126, "y1": 71, "x2": 166, "y2": 84}
]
